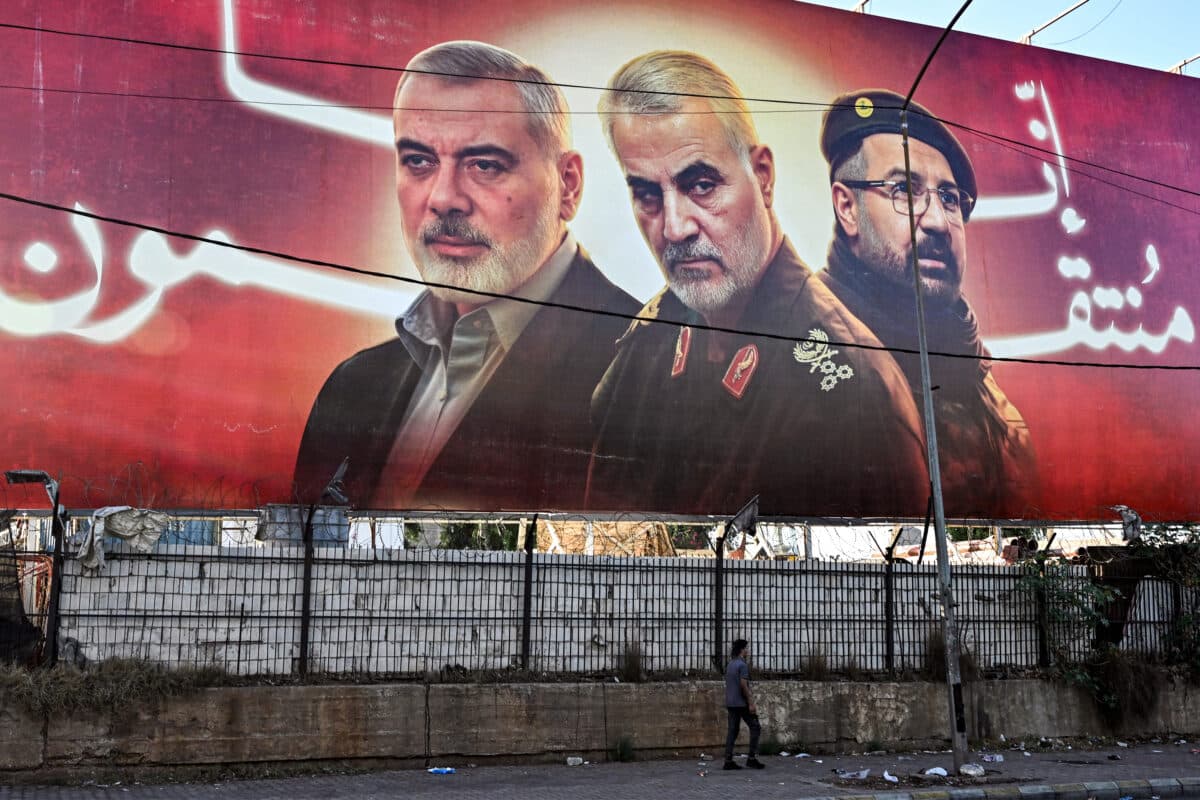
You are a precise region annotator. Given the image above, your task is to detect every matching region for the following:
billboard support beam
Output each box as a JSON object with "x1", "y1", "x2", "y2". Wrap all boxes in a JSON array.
[
  {"x1": 1169, "y1": 54, "x2": 1199, "y2": 75},
  {"x1": 1018, "y1": 0, "x2": 1094, "y2": 45},
  {"x1": 900, "y1": 0, "x2": 975, "y2": 771}
]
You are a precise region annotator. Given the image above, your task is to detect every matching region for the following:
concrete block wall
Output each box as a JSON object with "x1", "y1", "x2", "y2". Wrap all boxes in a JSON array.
[
  {"x1": 5, "y1": 679, "x2": 1200, "y2": 774},
  {"x1": 56, "y1": 545, "x2": 1130, "y2": 677}
]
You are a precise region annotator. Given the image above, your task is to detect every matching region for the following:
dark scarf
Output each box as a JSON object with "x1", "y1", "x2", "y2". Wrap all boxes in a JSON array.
[{"x1": 821, "y1": 235, "x2": 990, "y2": 390}]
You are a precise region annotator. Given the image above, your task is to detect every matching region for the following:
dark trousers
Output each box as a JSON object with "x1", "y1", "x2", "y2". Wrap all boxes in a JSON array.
[{"x1": 724, "y1": 706, "x2": 761, "y2": 759}]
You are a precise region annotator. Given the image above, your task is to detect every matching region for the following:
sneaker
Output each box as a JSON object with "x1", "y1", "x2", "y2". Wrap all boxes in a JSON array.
[
  {"x1": 746, "y1": 758, "x2": 766, "y2": 769},
  {"x1": 722, "y1": 760, "x2": 742, "y2": 770}
]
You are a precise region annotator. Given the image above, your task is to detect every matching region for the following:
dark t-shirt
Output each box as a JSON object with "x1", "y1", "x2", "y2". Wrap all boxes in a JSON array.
[{"x1": 725, "y1": 657, "x2": 749, "y2": 707}]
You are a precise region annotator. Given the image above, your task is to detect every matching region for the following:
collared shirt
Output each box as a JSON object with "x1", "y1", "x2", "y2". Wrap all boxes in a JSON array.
[{"x1": 372, "y1": 233, "x2": 577, "y2": 506}]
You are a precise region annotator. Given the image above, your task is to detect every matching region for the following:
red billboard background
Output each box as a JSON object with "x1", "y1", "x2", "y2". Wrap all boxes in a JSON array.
[{"x1": 1, "y1": 0, "x2": 1197, "y2": 519}]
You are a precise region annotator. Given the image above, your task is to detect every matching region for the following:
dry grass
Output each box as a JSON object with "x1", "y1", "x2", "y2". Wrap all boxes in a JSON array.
[
  {"x1": 923, "y1": 627, "x2": 980, "y2": 682},
  {"x1": 0, "y1": 659, "x2": 233, "y2": 716}
]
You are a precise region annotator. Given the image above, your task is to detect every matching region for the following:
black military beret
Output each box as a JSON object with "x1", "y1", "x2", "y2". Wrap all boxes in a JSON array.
[{"x1": 820, "y1": 88, "x2": 977, "y2": 218}]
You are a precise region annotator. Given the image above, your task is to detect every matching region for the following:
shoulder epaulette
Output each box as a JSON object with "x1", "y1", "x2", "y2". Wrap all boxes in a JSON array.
[{"x1": 619, "y1": 287, "x2": 670, "y2": 340}]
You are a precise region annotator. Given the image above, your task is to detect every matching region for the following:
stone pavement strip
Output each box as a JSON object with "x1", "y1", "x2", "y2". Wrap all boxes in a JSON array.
[{"x1": 3, "y1": 744, "x2": 1200, "y2": 800}]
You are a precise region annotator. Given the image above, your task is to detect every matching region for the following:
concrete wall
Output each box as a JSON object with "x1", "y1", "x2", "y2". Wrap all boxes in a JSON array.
[
  {"x1": 4, "y1": 679, "x2": 1199, "y2": 774},
  {"x1": 53, "y1": 545, "x2": 1110, "y2": 676}
]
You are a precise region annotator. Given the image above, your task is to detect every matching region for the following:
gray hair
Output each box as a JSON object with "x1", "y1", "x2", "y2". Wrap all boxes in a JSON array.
[
  {"x1": 831, "y1": 147, "x2": 868, "y2": 241},
  {"x1": 598, "y1": 50, "x2": 758, "y2": 158},
  {"x1": 831, "y1": 146, "x2": 868, "y2": 186},
  {"x1": 394, "y1": 41, "x2": 571, "y2": 155}
]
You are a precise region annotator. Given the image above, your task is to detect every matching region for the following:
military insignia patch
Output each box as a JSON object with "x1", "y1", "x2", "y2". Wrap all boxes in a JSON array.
[
  {"x1": 793, "y1": 328, "x2": 855, "y2": 391},
  {"x1": 671, "y1": 326, "x2": 692, "y2": 378},
  {"x1": 722, "y1": 344, "x2": 759, "y2": 398}
]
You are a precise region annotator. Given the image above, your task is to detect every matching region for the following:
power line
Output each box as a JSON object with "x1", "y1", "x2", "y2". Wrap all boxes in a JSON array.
[
  {"x1": 1, "y1": 187, "x2": 1197, "y2": 373},
  {"x1": 0, "y1": 20, "x2": 827, "y2": 108},
  {"x1": 1, "y1": 79, "x2": 1196, "y2": 207},
  {"x1": 0, "y1": 82, "x2": 827, "y2": 114},
  {"x1": 949, "y1": 124, "x2": 1200, "y2": 216},
  {"x1": 2, "y1": 22, "x2": 1198, "y2": 201}
]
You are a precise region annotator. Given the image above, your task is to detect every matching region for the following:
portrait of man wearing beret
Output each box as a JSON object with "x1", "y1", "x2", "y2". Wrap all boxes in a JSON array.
[
  {"x1": 586, "y1": 53, "x2": 930, "y2": 517},
  {"x1": 819, "y1": 89, "x2": 1036, "y2": 517}
]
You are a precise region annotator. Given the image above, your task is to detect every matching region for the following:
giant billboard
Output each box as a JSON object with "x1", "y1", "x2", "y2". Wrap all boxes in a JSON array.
[{"x1": 1, "y1": 0, "x2": 1197, "y2": 520}]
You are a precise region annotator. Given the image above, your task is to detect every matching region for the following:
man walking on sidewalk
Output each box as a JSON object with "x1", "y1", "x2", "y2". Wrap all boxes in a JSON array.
[{"x1": 723, "y1": 639, "x2": 765, "y2": 770}]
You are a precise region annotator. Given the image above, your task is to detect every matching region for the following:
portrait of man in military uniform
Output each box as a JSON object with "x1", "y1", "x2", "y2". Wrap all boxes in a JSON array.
[
  {"x1": 818, "y1": 89, "x2": 1036, "y2": 518},
  {"x1": 586, "y1": 51, "x2": 930, "y2": 517},
  {"x1": 294, "y1": 41, "x2": 638, "y2": 511}
]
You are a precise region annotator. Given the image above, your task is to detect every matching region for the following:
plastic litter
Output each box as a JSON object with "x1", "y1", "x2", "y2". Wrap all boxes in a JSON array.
[
  {"x1": 1117, "y1": 741, "x2": 1129, "y2": 747},
  {"x1": 959, "y1": 763, "x2": 985, "y2": 777},
  {"x1": 835, "y1": 768, "x2": 870, "y2": 780},
  {"x1": 566, "y1": 757, "x2": 584, "y2": 766},
  {"x1": 924, "y1": 767, "x2": 948, "y2": 777},
  {"x1": 1108, "y1": 755, "x2": 1122, "y2": 760},
  {"x1": 883, "y1": 770, "x2": 899, "y2": 783},
  {"x1": 981, "y1": 753, "x2": 1004, "y2": 763},
  {"x1": 794, "y1": 753, "x2": 811, "y2": 759},
  {"x1": 427, "y1": 767, "x2": 456, "y2": 775},
  {"x1": 779, "y1": 751, "x2": 790, "y2": 757}
]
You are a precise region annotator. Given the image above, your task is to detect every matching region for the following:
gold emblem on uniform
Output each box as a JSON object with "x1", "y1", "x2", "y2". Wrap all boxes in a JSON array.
[
  {"x1": 855, "y1": 96, "x2": 874, "y2": 118},
  {"x1": 671, "y1": 326, "x2": 692, "y2": 378},
  {"x1": 722, "y1": 344, "x2": 759, "y2": 399},
  {"x1": 793, "y1": 328, "x2": 855, "y2": 391}
]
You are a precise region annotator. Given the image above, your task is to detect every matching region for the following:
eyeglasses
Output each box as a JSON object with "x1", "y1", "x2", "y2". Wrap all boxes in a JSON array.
[{"x1": 840, "y1": 179, "x2": 974, "y2": 221}]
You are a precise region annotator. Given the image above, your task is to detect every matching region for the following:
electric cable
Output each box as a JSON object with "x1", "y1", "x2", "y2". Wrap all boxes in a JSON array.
[
  {"x1": 2, "y1": 187, "x2": 1198, "y2": 373},
  {"x1": 1, "y1": 19, "x2": 1197, "y2": 201}
]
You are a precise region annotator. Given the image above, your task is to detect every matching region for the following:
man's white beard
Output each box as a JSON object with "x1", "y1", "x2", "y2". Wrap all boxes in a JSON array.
[
  {"x1": 413, "y1": 209, "x2": 560, "y2": 307},
  {"x1": 665, "y1": 234, "x2": 766, "y2": 316}
]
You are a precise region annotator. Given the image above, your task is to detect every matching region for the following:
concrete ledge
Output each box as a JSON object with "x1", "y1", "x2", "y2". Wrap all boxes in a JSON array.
[
  {"x1": 1149, "y1": 777, "x2": 1185, "y2": 797},
  {"x1": 839, "y1": 780, "x2": 1200, "y2": 800},
  {"x1": 0, "y1": 703, "x2": 43, "y2": 770},
  {"x1": 3, "y1": 678, "x2": 1200, "y2": 773}
]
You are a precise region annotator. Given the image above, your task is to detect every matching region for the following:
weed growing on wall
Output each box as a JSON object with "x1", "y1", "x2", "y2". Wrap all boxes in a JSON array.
[{"x1": 0, "y1": 658, "x2": 234, "y2": 716}]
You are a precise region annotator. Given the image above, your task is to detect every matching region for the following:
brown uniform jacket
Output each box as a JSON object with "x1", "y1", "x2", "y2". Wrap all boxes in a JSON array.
[
  {"x1": 586, "y1": 239, "x2": 930, "y2": 518},
  {"x1": 819, "y1": 237, "x2": 1036, "y2": 519}
]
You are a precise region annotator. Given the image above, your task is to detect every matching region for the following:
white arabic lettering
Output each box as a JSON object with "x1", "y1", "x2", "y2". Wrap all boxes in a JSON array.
[
  {"x1": 2, "y1": 206, "x2": 413, "y2": 342},
  {"x1": 220, "y1": 0, "x2": 392, "y2": 146}
]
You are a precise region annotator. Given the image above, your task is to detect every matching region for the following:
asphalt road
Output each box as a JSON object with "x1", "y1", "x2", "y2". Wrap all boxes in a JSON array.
[{"x1": 3, "y1": 741, "x2": 1200, "y2": 799}]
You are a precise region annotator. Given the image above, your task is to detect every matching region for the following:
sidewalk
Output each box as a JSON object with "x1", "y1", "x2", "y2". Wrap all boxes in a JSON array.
[{"x1": 2, "y1": 742, "x2": 1199, "y2": 799}]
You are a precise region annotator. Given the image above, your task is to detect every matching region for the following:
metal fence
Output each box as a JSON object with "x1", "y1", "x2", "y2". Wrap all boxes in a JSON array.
[{"x1": 5, "y1": 514, "x2": 1192, "y2": 679}]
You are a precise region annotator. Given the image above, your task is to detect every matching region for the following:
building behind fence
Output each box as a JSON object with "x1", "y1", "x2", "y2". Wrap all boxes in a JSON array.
[
  {"x1": 14, "y1": 547, "x2": 1192, "y2": 676},
  {"x1": 2, "y1": 514, "x2": 1193, "y2": 678}
]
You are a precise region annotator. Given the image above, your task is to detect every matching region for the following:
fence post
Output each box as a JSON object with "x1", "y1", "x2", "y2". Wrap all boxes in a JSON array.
[
  {"x1": 1035, "y1": 559, "x2": 1050, "y2": 668},
  {"x1": 519, "y1": 515, "x2": 537, "y2": 670},
  {"x1": 298, "y1": 503, "x2": 316, "y2": 677},
  {"x1": 884, "y1": 557, "x2": 896, "y2": 676},
  {"x1": 44, "y1": 496, "x2": 66, "y2": 667},
  {"x1": 713, "y1": 526, "x2": 727, "y2": 674}
]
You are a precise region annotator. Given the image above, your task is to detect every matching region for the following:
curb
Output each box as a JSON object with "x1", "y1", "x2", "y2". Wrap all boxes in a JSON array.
[{"x1": 827, "y1": 776, "x2": 1200, "y2": 800}]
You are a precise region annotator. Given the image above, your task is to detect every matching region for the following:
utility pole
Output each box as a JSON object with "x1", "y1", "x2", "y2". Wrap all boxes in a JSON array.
[
  {"x1": 898, "y1": 0, "x2": 976, "y2": 770},
  {"x1": 899, "y1": 117, "x2": 969, "y2": 768}
]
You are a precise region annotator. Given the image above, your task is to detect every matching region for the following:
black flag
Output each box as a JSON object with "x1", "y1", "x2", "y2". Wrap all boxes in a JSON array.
[{"x1": 728, "y1": 495, "x2": 759, "y2": 538}]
